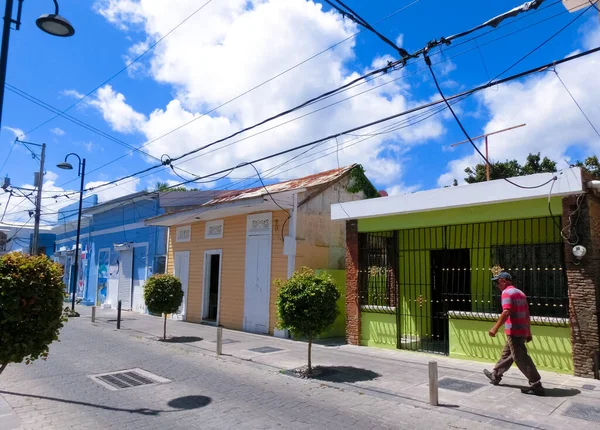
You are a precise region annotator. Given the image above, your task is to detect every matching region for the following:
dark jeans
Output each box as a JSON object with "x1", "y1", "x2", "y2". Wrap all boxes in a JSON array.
[{"x1": 493, "y1": 336, "x2": 541, "y2": 386}]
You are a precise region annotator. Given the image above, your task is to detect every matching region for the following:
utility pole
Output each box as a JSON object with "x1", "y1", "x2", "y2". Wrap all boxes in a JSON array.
[
  {"x1": 31, "y1": 142, "x2": 45, "y2": 255},
  {"x1": 449, "y1": 124, "x2": 526, "y2": 181}
]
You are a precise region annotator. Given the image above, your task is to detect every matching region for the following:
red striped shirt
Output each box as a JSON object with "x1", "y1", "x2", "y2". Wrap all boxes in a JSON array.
[{"x1": 501, "y1": 286, "x2": 531, "y2": 337}]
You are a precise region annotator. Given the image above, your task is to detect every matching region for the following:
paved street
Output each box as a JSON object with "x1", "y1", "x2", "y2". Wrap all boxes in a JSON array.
[
  {"x1": 1, "y1": 309, "x2": 599, "y2": 429},
  {"x1": 1, "y1": 316, "x2": 497, "y2": 430}
]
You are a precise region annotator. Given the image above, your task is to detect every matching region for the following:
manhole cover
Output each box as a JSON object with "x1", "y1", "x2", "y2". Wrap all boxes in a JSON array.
[
  {"x1": 210, "y1": 339, "x2": 239, "y2": 344},
  {"x1": 563, "y1": 403, "x2": 600, "y2": 423},
  {"x1": 438, "y1": 378, "x2": 484, "y2": 393},
  {"x1": 582, "y1": 384, "x2": 596, "y2": 391},
  {"x1": 248, "y1": 346, "x2": 283, "y2": 354},
  {"x1": 89, "y1": 368, "x2": 170, "y2": 391}
]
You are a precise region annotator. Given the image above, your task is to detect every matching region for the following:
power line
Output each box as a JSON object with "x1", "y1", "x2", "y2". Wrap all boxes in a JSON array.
[
  {"x1": 91, "y1": 1, "x2": 577, "y2": 192},
  {"x1": 49, "y1": 0, "x2": 423, "y2": 190},
  {"x1": 323, "y1": 0, "x2": 409, "y2": 57},
  {"x1": 21, "y1": 0, "x2": 217, "y2": 139},
  {"x1": 31, "y1": 44, "x2": 600, "y2": 204},
  {"x1": 552, "y1": 69, "x2": 600, "y2": 140},
  {"x1": 0, "y1": 140, "x2": 16, "y2": 176},
  {"x1": 43, "y1": 0, "x2": 567, "y2": 195},
  {"x1": 422, "y1": 3, "x2": 594, "y2": 190},
  {"x1": 5, "y1": 84, "x2": 200, "y2": 179}
]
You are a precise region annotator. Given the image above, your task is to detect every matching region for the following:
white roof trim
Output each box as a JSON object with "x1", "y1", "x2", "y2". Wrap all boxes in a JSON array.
[
  {"x1": 332, "y1": 167, "x2": 584, "y2": 221},
  {"x1": 145, "y1": 190, "x2": 298, "y2": 227}
]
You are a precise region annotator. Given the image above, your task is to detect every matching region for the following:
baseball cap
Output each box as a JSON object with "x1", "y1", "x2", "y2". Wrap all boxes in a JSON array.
[{"x1": 491, "y1": 271, "x2": 512, "y2": 281}]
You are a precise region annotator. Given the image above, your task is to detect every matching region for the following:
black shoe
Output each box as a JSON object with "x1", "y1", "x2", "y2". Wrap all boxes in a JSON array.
[
  {"x1": 483, "y1": 369, "x2": 500, "y2": 385},
  {"x1": 521, "y1": 384, "x2": 545, "y2": 396}
]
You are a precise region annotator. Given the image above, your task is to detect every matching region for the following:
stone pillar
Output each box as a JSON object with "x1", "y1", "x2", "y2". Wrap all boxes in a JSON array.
[
  {"x1": 563, "y1": 192, "x2": 600, "y2": 378},
  {"x1": 345, "y1": 219, "x2": 361, "y2": 345}
]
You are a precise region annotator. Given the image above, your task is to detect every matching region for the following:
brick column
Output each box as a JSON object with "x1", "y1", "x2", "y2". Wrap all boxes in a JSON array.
[
  {"x1": 563, "y1": 192, "x2": 600, "y2": 378},
  {"x1": 345, "y1": 219, "x2": 361, "y2": 345}
]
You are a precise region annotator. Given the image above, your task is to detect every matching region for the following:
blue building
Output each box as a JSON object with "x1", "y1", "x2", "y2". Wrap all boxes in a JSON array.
[
  {"x1": 52, "y1": 191, "x2": 167, "y2": 312},
  {"x1": 0, "y1": 221, "x2": 55, "y2": 257}
]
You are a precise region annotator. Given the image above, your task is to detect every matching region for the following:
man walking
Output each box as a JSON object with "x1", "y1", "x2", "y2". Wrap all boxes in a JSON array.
[{"x1": 483, "y1": 271, "x2": 544, "y2": 395}]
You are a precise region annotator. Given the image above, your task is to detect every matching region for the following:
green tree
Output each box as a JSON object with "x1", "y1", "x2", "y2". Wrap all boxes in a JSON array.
[
  {"x1": 143, "y1": 274, "x2": 184, "y2": 340},
  {"x1": 0, "y1": 253, "x2": 67, "y2": 376},
  {"x1": 276, "y1": 268, "x2": 340, "y2": 374},
  {"x1": 464, "y1": 152, "x2": 557, "y2": 184},
  {"x1": 575, "y1": 156, "x2": 600, "y2": 179},
  {"x1": 155, "y1": 181, "x2": 187, "y2": 192}
]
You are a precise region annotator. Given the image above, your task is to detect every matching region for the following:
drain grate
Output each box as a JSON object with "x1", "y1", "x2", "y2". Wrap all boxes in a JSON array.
[
  {"x1": 248, "y1": 346, "x2": 283, "y2": 354},
  {"x1": 90, "y1": 368, "x2": 170, "y2": 391},
  {"x1": 563, "y1": 403, "x2": 600, "y2": 423},
  {"x1": 582, "y1": 384, "x2": 596, "y2": 391},
  {"x1": 210, "y1": 338, "x2": 239, "y2": 344},
  {"x1": 438, "y1": 378, "x2": 485, "y2": 393}
]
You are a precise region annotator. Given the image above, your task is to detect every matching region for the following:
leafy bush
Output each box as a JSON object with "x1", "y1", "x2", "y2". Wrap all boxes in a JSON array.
[
  {"x1": 276, "y1": 267, "x2": 340, "y2": 373},
  {"x1": 0, "y1": 253, "x2": 67, "y2": 375},
  {"x1": 143, "y1": 274, "x2": 184, "y2": 340}
]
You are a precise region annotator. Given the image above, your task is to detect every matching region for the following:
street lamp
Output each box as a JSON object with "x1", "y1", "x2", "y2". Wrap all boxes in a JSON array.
[
  {"x1": 0, "y1": 0, "x2": 75, "y2": 130},
  {"x1": 57, "y1": 153, "x2": 86, "y2": 312}
]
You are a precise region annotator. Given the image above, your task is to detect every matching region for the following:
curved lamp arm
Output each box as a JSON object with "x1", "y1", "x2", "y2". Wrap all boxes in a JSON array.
[{"x1": 64, "y1": 153, "x2": 82, "y2": 176}]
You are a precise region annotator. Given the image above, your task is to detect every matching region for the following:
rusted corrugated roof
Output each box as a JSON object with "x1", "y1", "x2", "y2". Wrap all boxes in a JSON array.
[{"x1": 204, "y1": 164, "x2": 357, "y2": 205}]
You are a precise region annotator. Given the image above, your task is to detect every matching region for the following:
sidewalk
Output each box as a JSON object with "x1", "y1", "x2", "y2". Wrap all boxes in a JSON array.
[{"x1": 80, "y1": 306, "x2": 600, "y2": 429}]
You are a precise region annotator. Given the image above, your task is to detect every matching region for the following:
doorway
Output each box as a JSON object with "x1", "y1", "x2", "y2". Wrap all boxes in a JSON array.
[
  {"x1": 430, "y1": 249, "x2": 471, "y2": 349},
  {"x1": 173, "y1": 251, "x2": 190, "y2": 320},
  {"x1": 202, "y1": 250, "x2": 222, "y2": 324},
  {"x1": 243, "y1": 213, "x2": 272, "y2": 334}
]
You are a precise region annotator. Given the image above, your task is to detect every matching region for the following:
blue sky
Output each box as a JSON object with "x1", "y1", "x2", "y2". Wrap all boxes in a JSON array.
[{"x1": 1, "y1": 0, "x2": 599, "y2": 224}]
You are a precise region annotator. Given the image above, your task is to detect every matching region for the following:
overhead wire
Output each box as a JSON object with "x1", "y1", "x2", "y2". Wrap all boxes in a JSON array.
[
  {"x1": 551, "y1": 68, "x2": 600, "y2": 140},
  {"x1": 35, "y1": 0, "x2": 572, "y2": 197},
  {"x1": 422, "y1": 3, "x2": 594, "y2": 190},
  {"x1": 48, "y1": 0, "x2": 423, "y2": 190},
  {"x1": 322, "y1": 0, "x2": 409, "y2": 57},
  {"x1": 20, "y1": 0, "x2": 217, "y2": 139},
  {"x1": 22, "y1": 44, "x2": 600, "y2": 208}
]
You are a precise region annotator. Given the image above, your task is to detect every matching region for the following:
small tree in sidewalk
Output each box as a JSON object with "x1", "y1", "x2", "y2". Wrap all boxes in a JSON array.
[
  {"x1": 276, "y1": 267, "x2": 340, "y2": 375},
  {"x1": 143, "y1": 274, "x2": 184, "y2": 341},
  {"x1": 0, "y1": 253, "x2": 67, "y2": 376}
]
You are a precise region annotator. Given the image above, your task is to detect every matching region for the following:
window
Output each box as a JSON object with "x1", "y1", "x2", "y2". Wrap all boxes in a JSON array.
[
  {"x1": 358, "y1": 231, "x2": 397, "y2": 309},
  {"x1": 153, "y1": 256, "x2": 166, "y2": 275},
  {"x1": 176, "y1": 226, "x2": 191, "y2": 242},
  {"x1": 492, "y1": 243, "x2": 567, "y2": 318},
  {"x1": 205, "y1": 220, "x2": 224, "y2": 239}
]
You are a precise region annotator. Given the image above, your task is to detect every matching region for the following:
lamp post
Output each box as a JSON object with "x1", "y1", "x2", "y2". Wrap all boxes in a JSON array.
[
  {"x1": 57, "y1": 153, "x2": 85, "y2": 312},
  {"x1": 0, "y1": 0, "x2": 74, "y2": 130}
]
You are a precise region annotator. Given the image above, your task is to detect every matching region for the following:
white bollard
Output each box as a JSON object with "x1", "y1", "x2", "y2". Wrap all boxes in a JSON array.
[
  {"x1": 429, "y1": 361, "x2": 439, "y2": 406},
  {"x1": 91, "y1": 306, "x2": 96, "y2": 323},
  {"x1": 216, "y1": 327, "x2": 223, "y2": 356}
]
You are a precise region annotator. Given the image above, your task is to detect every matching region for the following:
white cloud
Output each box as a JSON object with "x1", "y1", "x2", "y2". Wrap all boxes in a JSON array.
[
  {"x1": 439, "y1": 21, "x2": 600, "y2": 187},
  {"x1": 50, "y1": 127, "x2": 66, "y2": 136},
  {"x1": 88, "y1": 85, "x2": 146, "y2": 133},
  {"x1": 90, "y1": 0, "x2": 448, "y2": 188},
  {"x1": 387, "y1": 183, "x2": 420, "y2": 196},
  {"x1": 3, "y1": 127, "x2": 24, "y2": 138},
  {"x1": 85, "y1": 177, "x2": 141, "y2": 203},
  {"x1": 396, "y1": 33, "x2": 404, "y2": 48},
  {"x1": 62, "y1": 89, "x2": 85, "y2": 99}
]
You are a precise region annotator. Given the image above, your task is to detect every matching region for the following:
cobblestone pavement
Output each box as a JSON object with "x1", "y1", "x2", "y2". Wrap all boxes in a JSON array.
[{"x1": 0, "y1": 318, "x2": 504, "y2": 430}]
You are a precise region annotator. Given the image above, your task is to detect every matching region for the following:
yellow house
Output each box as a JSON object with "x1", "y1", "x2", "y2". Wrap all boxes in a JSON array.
[{"x1": 145, "y1": 165, "x2": 371, "y2": 335}]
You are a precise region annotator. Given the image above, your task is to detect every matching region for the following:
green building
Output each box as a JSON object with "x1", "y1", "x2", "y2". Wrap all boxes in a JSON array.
[{"x1": 333, "y1": 167, "x2": 600, "y2": 378}]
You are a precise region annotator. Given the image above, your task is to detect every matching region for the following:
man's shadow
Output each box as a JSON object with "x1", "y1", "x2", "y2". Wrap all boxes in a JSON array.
[{"x1": 499, "y1": 383, "x2": 581, "y2": 397}]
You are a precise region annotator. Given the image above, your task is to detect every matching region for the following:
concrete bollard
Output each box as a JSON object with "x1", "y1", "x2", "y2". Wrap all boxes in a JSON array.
[
  {"x1": 117, "y1": 300, "x2": 122, "y2": 330},
  {"x1": 216, "y1": 327, "x2": 223, "y2": 356},
  {"x1": 429, "y1": 361, "x2": 439, "y2": 406},
  {"x1": 91, "y1": 306, "x2": 96, "y2": 323}
]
